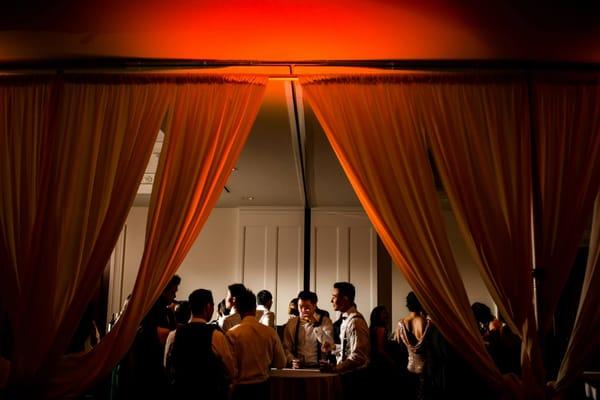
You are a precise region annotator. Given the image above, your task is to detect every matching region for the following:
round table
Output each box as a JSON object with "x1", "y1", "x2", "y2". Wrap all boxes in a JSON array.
[{"x1": 269, "y1": 368, "x2": 342, "y2": 400}]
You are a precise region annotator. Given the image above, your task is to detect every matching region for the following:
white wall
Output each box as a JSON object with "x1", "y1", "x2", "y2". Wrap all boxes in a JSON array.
[
  {"x1": 391, "y1": 208, "x2": 495, "y2": 326},
  {"x1": 114, "y1": 207, "x2": 240, "y2": 321},
  {"x1": 238, "y1": 208, "x2": 304, "y2": 325},
  {"x1": 311, "y1": 209, "x2": 377, "y2": 321},
  {"x1": 110, "y1": 205, "x2": 493, "y2": 328}
]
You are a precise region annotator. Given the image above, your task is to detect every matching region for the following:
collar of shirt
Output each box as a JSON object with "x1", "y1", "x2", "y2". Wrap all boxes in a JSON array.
[
  {"x1": 256, "y1": 305, "x2": 269, "y2": 312},
  {"x1": 189, "y1": 317, "x2": 208, "y2": 323},
  {"x1": 342, "y1": 305, "x2": 358, "y2": 318}
]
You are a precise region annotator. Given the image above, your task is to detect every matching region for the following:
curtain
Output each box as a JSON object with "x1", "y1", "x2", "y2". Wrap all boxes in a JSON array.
[
  {"x1": 47, "y1": 75, "x2": 267, "y2": 398},
  {"x1": 553, "y1": 195, "x2": 600, "y2": 392},
  {"x1": 532, "y1": 73, "x2": 600, "y2": 335},
  {"x1": 420, "y1": 74, "x2": 545, "y2": 394},
  {"x1": 0, "y1": 76, "x2": 55, "y2": 389},
  {"x1": 299, "y1": 75, "x2": 513, "y2": 395},
  {"x1": 0, "y1": 75, "x2": 170, "y2": 396}
]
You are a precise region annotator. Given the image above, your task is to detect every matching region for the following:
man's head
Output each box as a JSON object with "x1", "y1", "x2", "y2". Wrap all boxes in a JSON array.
[
  {"x1": 235, "y1": 289, "x2": 257, "y2": 317},
  {"x1": 288, "y1": 298, "x2": 299, "y2": 317},
  {"x1": 162, "y1": 275, "x2": 181, "y2": 304},
  {"x1": 297, "y1": 290, "x2": 318, "y2": 319},
  {"x1": 331, "y1": 282, "x2": 355, "y2": 313},
  {"x1": 472, "y1": 302, "x2": 494, "y2": 325},
  {"x1": 257, "y1": 290, "x2": 273, "y2": 310},
  {"x1": 226, "y1": 283, "x2": 247, "y2": 310},
  {"x1": 189, "y1": 289, "x2": 214, "y2": 321}
]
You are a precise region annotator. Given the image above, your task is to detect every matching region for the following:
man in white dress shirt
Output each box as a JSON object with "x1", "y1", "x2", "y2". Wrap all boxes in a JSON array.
[
  {"x1": 255, "y1": 289, "x2": 276, "y2": 329},
  {"x1": 226, "y1": 289, "x2": 286, "y2": 400},
  {"x1": 325, "y1": 282, "x2": 370, "y2": 400},
  {"x1": 282, "y1": 290, "x2": 334, "y2": 368},
  {"x1": 218, "y1": 283, "x2": 246, "y2": 332},
  {"x1": 329, "y1": 282, "x2": 369, "y2": 372}
]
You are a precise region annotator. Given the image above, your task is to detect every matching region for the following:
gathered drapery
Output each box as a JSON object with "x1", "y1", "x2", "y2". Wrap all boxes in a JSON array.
[
  {"x1": 299, "y1": 75, "x2": 511, "y2": 394},
  {"x1": 532, "y1": 73, "x2": 600, "y2": 335},
  {"x1": 2, "y1": 68, "x2": 596, "y2": 398},
  {"x1": 300, "y1": 72, "x2": 600, "y2": 398},
  {"x1": 0, "y1": 75, "x2": 171, "y2": 397},
  {"x1": 0, "y1": 74, "x2": 266, "y2": 398},
  {"x1": 419, "y1": 75, "x2": 544, "y2": 394},
  {"x1": 0, "y1": 77, "x2": 56, "y2": 389},
  {"x1": 46, "y1": 75, "x2": 267, "y2": 398},
  {"x1": 553, "y1": 195, "x2": 600, "y2": 392}
]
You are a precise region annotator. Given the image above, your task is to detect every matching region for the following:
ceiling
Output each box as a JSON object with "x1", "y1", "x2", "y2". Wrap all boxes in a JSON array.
[
  {"x1": 1, "y1": 1, "x2": 599, "y2": 62},
  {"x1": 134, "y1": 80, "x2": 361, "y2": 208}
]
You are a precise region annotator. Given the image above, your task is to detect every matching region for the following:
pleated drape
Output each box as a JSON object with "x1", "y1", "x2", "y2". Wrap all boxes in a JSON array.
[
  {"x1": 47, "y1": 75, "x2": 267, "y2": 399},
  {"x1": 0, "y1": 75, "x2": 171, "y2": 397},
  {"x1": 0, "y1": 74, "x2": 267, "y2": 399},
  {"x1": 300, "y1": 72, "x2": 600, "y2": 398},
  {"x1": 299, "y1": 74, "x2": 515, "y2": 396},
  {"x1": 419, "y1": 75, "x2": 544, "y2": 395},
  {"x1": 532, "y1": 73, "x2": 600, "y2": 335},
  {"x1": 553, "y1": 195, "x2": 600, "y2": 393}
]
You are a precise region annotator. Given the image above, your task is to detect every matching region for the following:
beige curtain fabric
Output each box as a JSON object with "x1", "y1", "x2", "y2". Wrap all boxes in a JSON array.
[
  {"x1": 532, "y1": 73, "x2": 600, "y2": 335},
  {"x1": 420, "y1": 75, "x2": 545, "y2": 392},
  {"x1": 0, "y1": 75, "x2": 170, "y2": 396},
  {"x1": 299, "y1": 75, "x2": 511, "y2": 395},
  {"x1": 47, "y1": 75, "x2": 267, "y2": 398},
  {"x1": 553, "y1": 195, "x2": 600, "y2": 392},
  {"x1": 0, "y1": 77, "x2": 55, "y2": 389}
]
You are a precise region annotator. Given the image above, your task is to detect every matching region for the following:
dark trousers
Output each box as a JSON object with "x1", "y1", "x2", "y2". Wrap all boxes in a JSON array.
[
  {"x1": 341, "y1": 368, "x2": 370, "y2": 400},
  {"x1": 231, "y1": 380, "x2": 270, "y2": 400}
]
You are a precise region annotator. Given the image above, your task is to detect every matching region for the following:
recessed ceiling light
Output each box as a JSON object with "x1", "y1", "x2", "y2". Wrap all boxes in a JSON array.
[
  {"x1": 243, "y1": 195, "x2": 255, "y2": 201},
  {"x1": 232, "y1": 167, "x2": 238, "y2": 172}
]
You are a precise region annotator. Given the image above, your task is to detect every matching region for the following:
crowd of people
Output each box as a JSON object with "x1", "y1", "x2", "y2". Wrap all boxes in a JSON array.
[{"x1": 110, "y1": 275, "x2": 520, "y2": 399}]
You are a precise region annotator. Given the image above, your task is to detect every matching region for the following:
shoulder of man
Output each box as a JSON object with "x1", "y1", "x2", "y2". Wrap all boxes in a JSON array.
[{"x1": 346, "y1": 311, "x2": 367, "y2": 327}]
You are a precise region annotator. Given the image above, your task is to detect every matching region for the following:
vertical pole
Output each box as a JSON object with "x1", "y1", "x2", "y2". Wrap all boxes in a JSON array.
[{"x1": 289, "y1": 65, "x2": 311, "y2": 291}]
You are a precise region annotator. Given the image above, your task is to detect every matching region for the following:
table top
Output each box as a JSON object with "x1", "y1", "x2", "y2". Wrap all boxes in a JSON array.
[
  {"x1": 584, "y1": 371, "x2": 600, "y2": 383},
  {"x1": 270, "y1": 368, "x2": 338, "y2": 379}
]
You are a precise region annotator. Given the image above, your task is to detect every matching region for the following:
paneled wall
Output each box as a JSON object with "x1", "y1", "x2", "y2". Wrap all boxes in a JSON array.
[
  {"x1": 109, "y1": 206, "x2": 493, "y2": 329},
  {"x1": 108, "y1": 207, "x2": 240, "y2": 322},
  {"x1": 310, "y1": 209, "x2": 378, "y2": 320},
  {"x1": 238, "y1": 208, "x2": 304, "y2": 325}
]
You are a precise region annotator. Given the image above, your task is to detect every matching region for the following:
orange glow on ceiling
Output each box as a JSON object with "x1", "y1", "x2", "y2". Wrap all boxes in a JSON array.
[{"x1": 0, "y1": 0, "x2": 599, "y2": 62}]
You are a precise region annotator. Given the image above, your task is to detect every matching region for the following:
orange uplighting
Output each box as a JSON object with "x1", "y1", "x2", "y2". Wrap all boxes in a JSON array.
[{"x1": 0, "y1": 0, "x2": 599, "y2": 62}]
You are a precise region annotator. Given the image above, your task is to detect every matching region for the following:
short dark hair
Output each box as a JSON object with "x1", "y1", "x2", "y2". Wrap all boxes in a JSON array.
[
  {"x1": 257, "y1": 290, "x2": 273, "y2": 306},
  {"x1": 228, "y1": 283, "x2": 247, "y2": 298},
  {"x1": 333, "y1": 282, "x2": 355, "y2": 303},
  {"x1": 288, "y1": 298, "x2": 299, "y2": 316},
  {"x1": 167, "y1": 274, "x2": 181, "y2": 290},
  {"x1": 189, "y1": 289, "x2": 213, "y2": 316},
  {"x1": 297, "y1": 290, "x2": 318, "y2": 304},
  {"x1": 369, "y1": 305, "x2": 388, "y2": 327},
  {"x1": 236, "y1": 289, "x2": 257, "y2": 315},
  {"x1": 406, "y1": 292, "x2": 423, "y2": 313},
  {"x1": 472, "y1": 302, "x2": 494, "y2": 324}
]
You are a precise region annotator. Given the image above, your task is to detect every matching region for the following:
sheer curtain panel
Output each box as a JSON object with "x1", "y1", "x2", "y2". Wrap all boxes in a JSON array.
[
  {"x1": 0, "y1": 75, "x2": 170, "y2": 397},
  {"x1": 47, "y1": 75, "x2": 267, "y2": 398}
]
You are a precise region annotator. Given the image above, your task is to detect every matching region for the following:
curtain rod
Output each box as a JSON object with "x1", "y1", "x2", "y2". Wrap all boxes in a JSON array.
[{"x1": 1, "y1": 58, "x2": 600, "y2": 72}]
